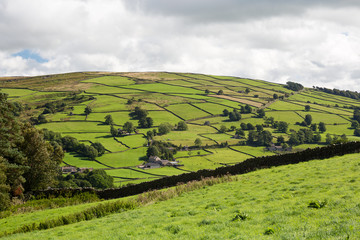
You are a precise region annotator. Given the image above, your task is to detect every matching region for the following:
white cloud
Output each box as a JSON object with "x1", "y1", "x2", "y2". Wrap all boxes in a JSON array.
[{"x1": 0, "y1": 0, "x2": 360, "y2": 91}]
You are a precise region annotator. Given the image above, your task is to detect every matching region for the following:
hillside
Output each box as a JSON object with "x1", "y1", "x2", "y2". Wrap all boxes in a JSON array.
[
  {"x1": 1, "y1": 72, "x2": 360, "y2": 186},
  {"x1": 2, "y1": 152, "x2": 359, "y2": 239}
]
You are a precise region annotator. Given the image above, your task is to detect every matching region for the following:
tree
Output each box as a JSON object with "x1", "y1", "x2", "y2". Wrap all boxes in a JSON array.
[
  {"x1": 304, "y1": 114, "x2": 312, "y2": 126},
  {"x1": 158, "y1": 122, "x2": 173, "y2": 135},
  {"x1": 131, "y1": 107, "x2": 148, "y2": 120},
  {"x1": 286, "y1": 81, "x2": 304, "y2": 91},
  {"x1": 205, "y1": 89, "x2": 210, "y2": 95},
  {"x1": 273, "y1": 94, "x2": 278, "y2": 99},
  {"x1": 235, "y1": 128, "x2": 245, "y2": 137},
  {"x1": 354, "y1": 128, "x2": 360, "y2": 137},
  {"x1": 305, "y1": 105, "x2": 311, "y2": 111},
  {"x1": 86, "y1": 169, "x2": 114, "y2": 189},
  {"x1": 240, "y1": 123, "x2": 247, "y2": 130},
  {"x1": 84, "y1": 145, "x2": 98, "y2": 160},
  {"x1": 311, "y1": 123, "x2": 317, "y2": 132},
  {"x1": 256, "y1": 124, "x2": 263, "y2": 132},
  {"x1": 277, "y1": 136, "x2": 285, "y2": 144},
  {"x1": 219, "y1": 125, "x2": 227, "y2": 133},
  {"x1": 288, "y1": 133, "x2": 300, "y2": 145},
  {"x1": 245, "y1": 88, "x2": 250, "y2": 94},
  {"x1": 146, "y1": 130, "x2": 154, "y2": 140},
  {"x1": 257, "y1": 109, "x2": 265, "y2": 118},
  {"x1": 217, "y1": 90, "x2": 224, "y2": 95},
  {"x1": 228, "y1": 109, "x2": 241, "y2": 121},
  {"x1": 318, "y1": 122, "x2": 326, "y2": 132},
  {"x1": 146, "y1": 145, "x2": 160, "y2": 157},
  {"x1": 104, "y1": 115, "x2": 114, "y2": 125},
  {"x1": 223, "y1": 109, "x2": 229, "y2": 116},
  {"x1": 257, "y1": 130, "x2": 273, "y2": 146},
  {"x1": 326, "y1": 133, "x2": 333, "y2": 144},
  {"x1": 91, "y1": 142, "x2": 106, "y2": 156},
  {"x1": 138, "y1": 117, "x2": 153, "y2": 128},
  {"x1": 194, "y1": 138, "x2": 202, "y2": 147},
  {"x1": 84, "y1": 106, "x2": 92, "y2": 116},
  {"x1": 37, "y1": 114, "x2": 47, "y2": 124},
  {"x1": 123, "y1": 121, "x2": 134, "y2": 133},
  {"x1": 351, "y1": 120, "x2": 359, "y2": 129},
  {"x1": 176, "y1": 121, "x2": 188, "y2": 131},
  {"x1": 110, "y1": 125, "x2": 118, "y2": 137},
  {"x1": 247, "y1": 123, "x2": 255, "y2": 130},
  {"x1": 277, "y1": 121, "x2": 289, "y2": 133}
]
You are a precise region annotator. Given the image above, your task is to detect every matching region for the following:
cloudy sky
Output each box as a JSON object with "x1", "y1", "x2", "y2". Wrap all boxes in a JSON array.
[{"x1": 1, "y1": 0, "x2": 360, "y2": 90}]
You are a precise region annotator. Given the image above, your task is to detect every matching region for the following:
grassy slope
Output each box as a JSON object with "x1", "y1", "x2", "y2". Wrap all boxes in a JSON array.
[
  {"x1": 4, "y1": 153, "x2": 360, "y2": 239},
  {"x1": 2, "y1": 71, "x2": 360, "y2": 184}
]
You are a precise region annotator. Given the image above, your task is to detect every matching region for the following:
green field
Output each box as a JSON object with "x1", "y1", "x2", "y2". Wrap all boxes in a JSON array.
[
  {"x1": 5, "y1": 153, "x2": 360, "y2": 239},
  {"x1": 2, "y1": 71, "x2": 359, "y2": 184}
]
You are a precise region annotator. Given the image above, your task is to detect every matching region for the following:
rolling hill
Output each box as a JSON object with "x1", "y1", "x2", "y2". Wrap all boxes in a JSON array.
[{"x1": 1, "y1": 72, "x2": 360, "y2": 186}]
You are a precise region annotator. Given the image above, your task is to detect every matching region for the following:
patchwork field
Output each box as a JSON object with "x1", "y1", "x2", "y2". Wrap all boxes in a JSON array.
[{"x1": 2, "y1": 71, "x2": 360, "y2": 185}]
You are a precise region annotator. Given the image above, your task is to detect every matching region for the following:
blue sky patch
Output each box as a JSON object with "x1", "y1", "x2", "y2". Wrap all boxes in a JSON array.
[{"x1": 12, "y1": 49, "x2": 48, "y2": 63}]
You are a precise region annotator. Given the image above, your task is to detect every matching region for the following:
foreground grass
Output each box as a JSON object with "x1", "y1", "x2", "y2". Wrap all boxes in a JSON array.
[{"x1": 4, "y1": 153, "x2": 360, "y2": 239}]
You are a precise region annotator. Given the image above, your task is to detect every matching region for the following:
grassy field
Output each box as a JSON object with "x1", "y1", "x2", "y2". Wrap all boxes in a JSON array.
[
  {"x1": 5, "y1": 152, "x2": 360, "y2": 239},
  {"x1": 2, "y1": 71, "x2": 359, "y2": 185}
]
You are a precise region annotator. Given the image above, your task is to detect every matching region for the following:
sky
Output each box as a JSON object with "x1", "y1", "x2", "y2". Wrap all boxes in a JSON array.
[{"x1": 0, "y1": 0, "x2": 360, "y2": 90}]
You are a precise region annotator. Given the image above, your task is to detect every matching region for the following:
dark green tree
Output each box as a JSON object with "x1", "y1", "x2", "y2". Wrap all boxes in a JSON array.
[
  {"x1": 91, "y1": 142, "x2": 106, "y2": 156},
  {"x1": 304, "y1": 114, "x2": 312, "y2": 126},
  {"x1": 194, "y1": 138, "x2": 202, "y2": 147},
  {"x1": 277, "y1": 121, "x2": 289, "y2": 133},
  {"x1": 177, "y1": 121, "x2": 188, "y2": 131},
  {"x1": 223, "y1": 109, "x2": 229, "y2": 116},
  {"x1": 217, "y1": 90, "x2": 224, "y2": 95},
  {"x1": 257, "y1": 109, "x2": 265, "y2": 118},
  {"x1": 318, "y1": 122, "x2": 326, "y2": 132},
  {"x1": 351, "y1": 120, "x2": 359, "y2": 129},
  {"x1": 104, "y1": 114, "x2": 114, "y2": 125},
  {"x1": 84, "y1": 106, "x2": 92, "y2": 116},
  {"x1": 305, "y1": 105, "x2": 311, "y2": 111},
  {"x1": 123, "y1": 121, "x2": 134, "y2": 133},
  {"x1": 158, "y1": 123, "x2": 173, "y2": 135},
  {"x1": 219, "y1": 125, "x2": 227, "y2": 133}
]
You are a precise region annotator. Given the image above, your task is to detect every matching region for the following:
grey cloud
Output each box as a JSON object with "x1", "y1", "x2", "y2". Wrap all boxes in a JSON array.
[{"x1": 127, "y1": 0, "x2": 360, "y2": 23}]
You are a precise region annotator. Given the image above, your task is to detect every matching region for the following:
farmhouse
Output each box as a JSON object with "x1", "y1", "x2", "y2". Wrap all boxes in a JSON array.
[
  {"x1": 139, "y1": 156, "x2": 183, "y2": 169},
  {"x1": 267, "y1": 143, "x2": 292, "y2": 152}
]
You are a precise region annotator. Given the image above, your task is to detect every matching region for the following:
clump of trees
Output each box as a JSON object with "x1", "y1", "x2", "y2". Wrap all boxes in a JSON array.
[
  {"x1": 0, "y1": 93, "x2": 65, "y2": 210},
  {"x1": 285, "y1": 81, "x2": 304, "y2": 91},
  {"x1": 43, "y1": 129, "x2": 106, "y2": 160},
  {"x1": 146, "y1": 140, "x2": 177, "y2": 160},
  {"x1": 247, "y1": 130, "x2": 273, "y2": 146},
  {"x1": 58, "y1": 169, "x2": 114, "y2": 189},
  {"x1": 288, "y1": 128, "x2": 321, "y2": 146},
  {"x1": 158, "y1": 122, "x2": 173, "y2": 135},
  {"x1": 176, "y1": 121, "x2": 188, "y2": 131},
  {"x1": 228, "y1": 109, "x2": 242, "y2": 121},
  {"x1": 314, "y1": 86, "x2": 360, "y2": 100},
  {"x1": 130, "y1": 107, "x2": 153, "y2": 128}
]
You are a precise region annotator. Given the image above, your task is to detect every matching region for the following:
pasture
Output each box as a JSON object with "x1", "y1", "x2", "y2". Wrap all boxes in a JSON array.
[{"x1": 1, "y1": 71, "x2": 359, "y2": 184}]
